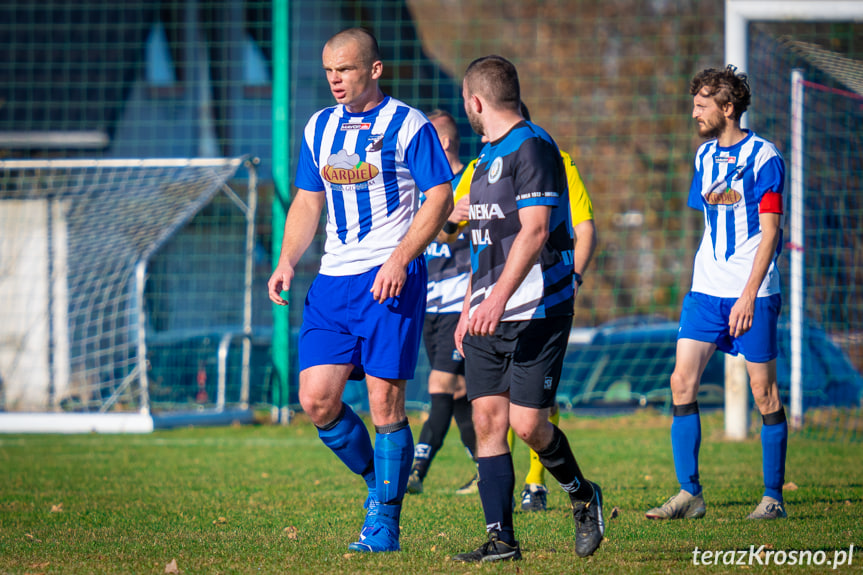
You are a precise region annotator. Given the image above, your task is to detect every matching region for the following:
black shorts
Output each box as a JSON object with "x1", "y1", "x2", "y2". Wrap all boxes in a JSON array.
[
  {"x1": 463, "y1": 315, "x2": 571, "y2": 409},
  {"x1": 422, "y1": 313, "x2": 465, "y2": 375}
]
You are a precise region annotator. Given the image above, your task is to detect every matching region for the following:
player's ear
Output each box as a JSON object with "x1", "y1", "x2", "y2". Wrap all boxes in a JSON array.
[{"x1": 370, "y1": 60, "x2": 383, "y2": 80}]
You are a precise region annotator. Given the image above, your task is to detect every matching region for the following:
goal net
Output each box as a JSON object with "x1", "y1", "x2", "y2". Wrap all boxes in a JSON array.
[
  {"x1": 0, "y1": 157, "x2": 255, "y2": 432},
  {"x1": 750, "y1": 34, "x2": 863, "y2": 441}
]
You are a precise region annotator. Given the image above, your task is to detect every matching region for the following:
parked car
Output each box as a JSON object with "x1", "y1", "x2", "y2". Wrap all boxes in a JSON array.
[{"x1": 557, "y1": 316, "x2": 863, "y2": 411}]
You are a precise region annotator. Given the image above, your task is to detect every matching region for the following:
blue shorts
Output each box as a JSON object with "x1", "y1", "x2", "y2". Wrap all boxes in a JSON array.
[
  {"x1": 677, "y1": 291, "x2": 782, "y2": 363},
  {"x1": 299, "y1": 257, "x2": 427, "y2": 381}
]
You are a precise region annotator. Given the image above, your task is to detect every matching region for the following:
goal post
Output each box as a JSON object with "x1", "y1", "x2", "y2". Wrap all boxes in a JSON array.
[
  {"x1": 722, "y1": 0, "x2": 863, "y2": 440},
  {"x1": 0, "y1": 157, "x2": 258, "y2": 433}
]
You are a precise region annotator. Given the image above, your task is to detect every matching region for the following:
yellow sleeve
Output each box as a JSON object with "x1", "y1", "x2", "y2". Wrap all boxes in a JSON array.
[
  {"x1": 449, "y1": 158, "x2": 476, "y2": 230},
  {"x1": 454, "y1": 158, "x2": 476, "y2": 204},
  {"x1": 561, "y1": 150, "x2": 593, "y2": 226}
]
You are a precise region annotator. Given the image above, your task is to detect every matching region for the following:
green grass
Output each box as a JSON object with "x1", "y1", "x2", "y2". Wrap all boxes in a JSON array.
[{"x1": 1, "y1": 410, "x2": 860, "y2": 574}]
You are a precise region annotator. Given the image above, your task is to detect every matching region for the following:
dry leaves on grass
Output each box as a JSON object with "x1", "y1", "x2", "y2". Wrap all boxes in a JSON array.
[
  {"x1": 212, "y1": 517, "x2": 227, "y2": 525},
  {"x1": 283, "y1": 526, "x2": 299, "y2": 540},
  {"x1": 24, "y1": 533, "x2": 42, "y2": 543},
  {"x1": 50, "y1": 503, "x2": 63, "y2": 513},
  {"x1": 164, "y1": 558, "x2": 179, "y2": 573},
  {"x1": 783, "y1": 482, "x2": 799, "y2": 491}
]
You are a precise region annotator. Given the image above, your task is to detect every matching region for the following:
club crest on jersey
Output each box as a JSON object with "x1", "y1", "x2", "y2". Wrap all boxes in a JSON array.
[
  {"x1": 322, "y1": 149, "x2": 379, "y2": 185},
  {"x1": 731, "y1": 165, "x2": 746, "y2": 180},
  {"x1": 365, "y1": 133, "x2": 385, "y2": 152},
  {"x1": 488, "y1": 156, "x2": 503, "y2": 184}
]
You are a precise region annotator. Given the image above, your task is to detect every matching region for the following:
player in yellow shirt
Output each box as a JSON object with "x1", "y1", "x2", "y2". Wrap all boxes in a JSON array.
[{"x1": 451, "y1": 103, "x2": 597, "y2": 511}]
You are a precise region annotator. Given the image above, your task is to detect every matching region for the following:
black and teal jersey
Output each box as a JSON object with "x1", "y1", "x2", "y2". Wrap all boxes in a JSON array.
[
  {"x1": 424, "y1": 167, "x2": 471, "y2": 313},
  {"x1": 467, "y1": 120, "x2": 575, "y2": 320}
]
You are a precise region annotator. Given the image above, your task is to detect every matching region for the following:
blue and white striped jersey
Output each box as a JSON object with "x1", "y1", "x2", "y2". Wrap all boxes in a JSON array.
[
  {"x1": 688, "y1": 130, "x2": 785, "y2": 298},
  {"x1": 295, "y1": 96, "x2": 453, "y2": 276}
]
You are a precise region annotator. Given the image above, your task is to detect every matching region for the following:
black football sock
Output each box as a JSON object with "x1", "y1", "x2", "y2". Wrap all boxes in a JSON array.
[
  {"x1": 477, "y1": 453, "x2": 517, "y2": 545},
  {"x1": 536, "y1": 424, "x2": 594, "y2": 502},
  {"x1": 452, "y1": 395, "x2": 477, "y2": 460},
  {"x1": 413, "y1": 393, "x2": 455, "y2": 479}
]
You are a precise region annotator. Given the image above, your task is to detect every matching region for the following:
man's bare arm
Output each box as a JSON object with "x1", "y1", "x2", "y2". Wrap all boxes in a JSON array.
[
  {"x1": 728, "y1": 212, "x2": 781, "y2": 337},
  {"x1": 267, "y1": 189, "x2": 325, "y2": 305}
]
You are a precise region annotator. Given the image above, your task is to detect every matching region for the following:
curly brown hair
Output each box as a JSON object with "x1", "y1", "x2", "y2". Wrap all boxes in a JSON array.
[{"x1": 690, "y1": 65, "x2": 751, "y2": 121}]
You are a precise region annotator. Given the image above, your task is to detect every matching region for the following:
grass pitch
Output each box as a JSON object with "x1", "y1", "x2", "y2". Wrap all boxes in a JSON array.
[{"x1": 1, "y1": 410, "x2": 860, "y2": 574}]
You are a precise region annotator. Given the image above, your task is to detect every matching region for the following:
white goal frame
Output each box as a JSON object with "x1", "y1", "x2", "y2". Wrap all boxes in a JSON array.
[
  {"x1": 723, "y1": 0, "x2": 863, "y2": 438},
  {"x1": 0, "y1": 157, "x2": 258, "y2": 433}
]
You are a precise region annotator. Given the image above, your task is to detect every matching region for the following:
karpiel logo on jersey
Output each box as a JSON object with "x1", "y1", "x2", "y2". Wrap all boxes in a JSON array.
[
  {"x1": 703, "y1": 178, "x2": 740, "y2": 205},
  {"x1": 322, "y1": 149, "x2": 379, "y2": 185},
  {"x1": 705, "y1": 187, "x2": 742, "y2": 205}
]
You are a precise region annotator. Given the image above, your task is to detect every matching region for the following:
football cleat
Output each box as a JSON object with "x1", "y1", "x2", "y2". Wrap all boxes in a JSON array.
[
  {"x1": 645, "y1": 489, "x2": 706, "y2": 520},
  {"x1": 747, "y1": 496, "x2": 787, "y2": 520},
  {"x1": 348, "y1": 521, "x2": 400, "y2": 553},
  {"x1": 452, "y1": 531, "x2": 521, "y2": 562},
  {"x1": 357, "y1": 493, "x2": 378, "y2": 542},
  {"x1": 572, "y1": 481, "x2": 605, "y2": 558},
  {"x1": 406, "y1": 469, "x2": 423, "y2": 495},
  {"x1": 520, "y1": 483, "x2": 548, "y2": 512},
  {"x1": 455, "y1": 473, "x2": 479, "y2": 495}
]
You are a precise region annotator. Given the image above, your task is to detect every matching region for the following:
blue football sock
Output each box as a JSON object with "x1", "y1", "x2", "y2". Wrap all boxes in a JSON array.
[
  {"x1": 761, "y1": 408, "x2": 788, "y2": 502},
  {"x1": 374, "y1": 419, "x2": 413, "y2": 506},
  {"x1": 671, "y1": 402, "x2": 702, "y2": 496},
  {"x1": 476, "y1": 453, "x2": 516, "y2": 546},
  {"x1": 317, "y1": 403, "x2": 376, "y2": 491}
]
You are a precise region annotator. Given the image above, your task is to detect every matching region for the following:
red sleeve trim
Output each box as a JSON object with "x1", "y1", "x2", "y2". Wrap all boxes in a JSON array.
[{"x1": 759, "y1": 191, "x2": 783, "y2": 214}]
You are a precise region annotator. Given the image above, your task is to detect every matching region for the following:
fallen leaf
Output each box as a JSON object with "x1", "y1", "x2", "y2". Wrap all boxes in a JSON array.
[
  {"x1": 431, "y1": 544, "x2": 438, "y2": 552},
  {"x1": 783, "y1": 482, "x2": 798, "y2": 491},
  {"x1": 283, "y1": 526, "x2": 299, "y2": 540},
  {"x1": 343, "y1": 553, "x2": 354, "y2": 559},
  {"x1": 610, "y1": 506, "x2": 620, "y2": 519},
  {"x1": 644, "y1": 475, "x2": 652, "y2": 481},
  {"x1": 164, "y1": 558, "x2": 179, "y2": 574},
  {"x1": 261, "y1": 473, "x2": 270, "y2": 479},
  {"x1": 24, "y1": 533, "x2": 42, "y2": 543},
  {"x1": 845, "y1": 500, "x2": 852, "y2": 506},
  {"x1": 28, "y1": 562, "x2": 50, "y2": 569},
  {"x1": 50, "y1": 503, "x2": 63, "y2": 513},
  {"x1": 314, "y1": 479, "x2": 321, "y2": 486},
  {"x1": 212, "y1": 517, "x2": 227, "y2": 525},
  {"x1": 437, "y1": 532, "x2": 447, "y2": 538}
]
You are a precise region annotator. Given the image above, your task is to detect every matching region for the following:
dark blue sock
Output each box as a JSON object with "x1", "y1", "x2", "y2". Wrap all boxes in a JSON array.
[
  {"x1": 671, "y1": 402, "x2": 702, "y2": 496},
  {"x1": 476, "y1": 453, "x2": 516, "y2": 546},
  {"x1": 761, "y1": 408, "x2": 788, "y2": 501},
  {"x1": 374, "y1": 419, "x2": 413, "y2": 510},
  {"x1": 317, "y1": 404, "x2": 375, "y2": 491}
]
